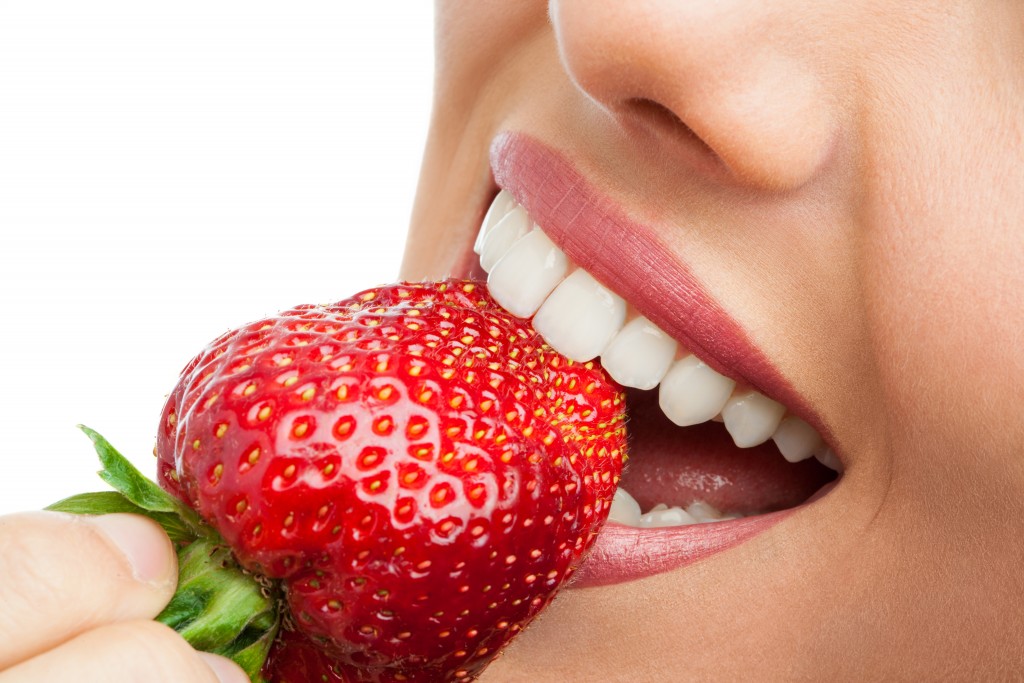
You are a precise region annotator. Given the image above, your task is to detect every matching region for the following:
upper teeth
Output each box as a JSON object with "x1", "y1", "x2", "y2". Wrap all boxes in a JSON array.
[
  {"x1": 658, "y1": 354, "x2": 737, "y2": 428},
  {"x1": 601, "y1": 315, "x2": 677, "y2": 390},
  {"x1": 477, "y1": 189, "x2": 840, "y2": 476},
  {"x1": 534, "y1": 269, "x2": 627, "y2": 363}
]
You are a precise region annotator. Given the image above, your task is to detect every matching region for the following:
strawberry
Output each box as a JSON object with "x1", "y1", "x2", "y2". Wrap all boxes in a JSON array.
[
  {"x1": 263, "y1": 628, "x2": 347, "y2": 682},
  {"x1": 53, "y1": 280, "x2": 626, "y2": 682}
]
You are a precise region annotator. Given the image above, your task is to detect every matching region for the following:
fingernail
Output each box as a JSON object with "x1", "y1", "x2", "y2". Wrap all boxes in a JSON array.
[
  {"x1": 88, "y1": 513, "x2": 176, "y2": 586},
  {"x1": 199, "y1": 652, "x2": 251, "y2": 683}
]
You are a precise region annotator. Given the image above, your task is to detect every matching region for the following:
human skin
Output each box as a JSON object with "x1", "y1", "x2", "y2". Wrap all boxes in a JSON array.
[
  {"x1": 0, "y1": 512, "x2": 248, "y2": 682},
  {"x1": 401, "y1": 1, "x2": 1024, "y2": 681}
]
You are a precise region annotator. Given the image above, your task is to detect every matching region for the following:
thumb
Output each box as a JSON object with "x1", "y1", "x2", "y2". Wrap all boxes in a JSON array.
[{"x1": 0, "y1": 511, "x2": 177, "y2": 671}]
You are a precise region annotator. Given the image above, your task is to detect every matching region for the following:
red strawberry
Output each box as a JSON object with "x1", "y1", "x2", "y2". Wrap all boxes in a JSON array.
[
  {"x1": 153, "y1": 280, "x2": 627, "y2": 682},
  {"x1": 263, "y1": 628, "x2": 347, "y2": 682}
]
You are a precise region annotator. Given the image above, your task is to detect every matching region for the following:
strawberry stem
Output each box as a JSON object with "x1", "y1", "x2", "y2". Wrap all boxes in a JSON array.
[
  {"x1": 160, "y1": 536, "x2": 280, "y2": 677},
  {"x1": 47, "y1": 427, "x2": 281, "y2": 682}
]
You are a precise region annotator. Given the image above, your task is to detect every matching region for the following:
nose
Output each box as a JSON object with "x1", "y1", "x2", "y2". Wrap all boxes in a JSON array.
[{"x1": 548, "y1": 0, "x2": 839, "y2": 191}]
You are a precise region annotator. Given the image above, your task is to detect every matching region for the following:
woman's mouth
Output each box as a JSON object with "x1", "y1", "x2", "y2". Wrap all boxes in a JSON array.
[{"x1": 453, "y1": 132, "x2": 840, "y2": 588}]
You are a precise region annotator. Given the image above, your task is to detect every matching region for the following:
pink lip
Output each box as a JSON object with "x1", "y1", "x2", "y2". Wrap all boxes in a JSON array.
[
  {"x1": 488, "y1": 131, "x2": 835, "y2": 588},
  {"x1": 574, "y1": 479, "x2": 836, "y2": 588},
  {"x1": 573, "y1": 511, "x2": 792, "y2": 587}
]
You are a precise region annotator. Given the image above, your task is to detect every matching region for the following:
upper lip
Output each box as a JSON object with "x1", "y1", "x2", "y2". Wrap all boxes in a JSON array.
[{"x1": 487, "y1": 130, "x2": 834, "y2": 453}]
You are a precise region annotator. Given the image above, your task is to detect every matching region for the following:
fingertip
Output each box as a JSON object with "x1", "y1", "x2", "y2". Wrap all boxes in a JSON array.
[
  {"x1": 198, "y1": 652, "x2": 252, "y2": 683},
  {"x1": 0, "y1": 513, "x2": 179, "y2": 670},
  {"x1": 87, "y1": 513, "x2": 177, "y2": 589}
]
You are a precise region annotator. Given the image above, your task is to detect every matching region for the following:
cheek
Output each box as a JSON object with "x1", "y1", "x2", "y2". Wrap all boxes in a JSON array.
[
  {"x1": 854, "y1": 10, "x2": 1024, "y2": 456},
  {"x1": 856, "y1": 86, "x2": 1024, "y2": 663},
  {"x1": 402, "y1": 4, "x2": 559, "y2": 282},
  {"x1": 861, "y1": 133, "x2": 1024, "y2": 458}
]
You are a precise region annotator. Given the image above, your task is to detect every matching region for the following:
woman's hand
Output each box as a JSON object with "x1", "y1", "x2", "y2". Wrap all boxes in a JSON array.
[{"x1": 0, "y1": 511, "x2": 248, "y2": 682}]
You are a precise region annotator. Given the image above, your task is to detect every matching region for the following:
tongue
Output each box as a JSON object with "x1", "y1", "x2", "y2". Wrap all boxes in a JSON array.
[{"x1": 619, "y1": 388, "x2": 835, "y2": 515}]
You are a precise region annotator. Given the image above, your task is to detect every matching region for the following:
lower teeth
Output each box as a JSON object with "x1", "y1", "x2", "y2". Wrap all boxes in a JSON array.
[{"x1": 608, "y1": 489, "x2": 744, "y2": 528}]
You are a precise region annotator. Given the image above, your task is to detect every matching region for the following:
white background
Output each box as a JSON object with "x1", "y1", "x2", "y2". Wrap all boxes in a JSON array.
[{"x1": 0, "y1": 2, "x2": 435, "y2": 514}]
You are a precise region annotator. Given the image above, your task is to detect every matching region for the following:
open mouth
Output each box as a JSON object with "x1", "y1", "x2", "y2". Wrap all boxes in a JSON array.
[{"x1": 455, "y1": 132, "x2": 840, "y2": 587}]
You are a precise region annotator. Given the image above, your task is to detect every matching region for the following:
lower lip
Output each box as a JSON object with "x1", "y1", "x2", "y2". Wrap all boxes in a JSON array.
[
  {"x1": 569, "y1": 510, "x2": 793, "y2": 588},
  {"x1": 571, "y1": 481, "x2": 837, "y2": 588}
]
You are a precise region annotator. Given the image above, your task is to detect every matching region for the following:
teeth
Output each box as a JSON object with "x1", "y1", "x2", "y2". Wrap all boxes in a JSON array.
[
  {"x1": 532, "y1": 270, "x2": 627, "y2": 362},
  {"x1": 477, "y1": 195, "x2": 837, "y2": 475},
  {"x1": 814, "y1": 446, "x2": 842, "y2": 472},
  {"x1": 474, "y1": 189, "x2": 516, "y2": 255},
  {"x1": 600, "y1": 316, "x2": 678, "y2": 390},
  {"x1": 479, "y1": 205, "x2": 532, "y2": 272},
  {"x1": 610, "y1": 498, "x2": 743, "y2": 528},
  {"x1": 771, "y1": 416, "x2": 823, "y2": 463},
  {"x1": 684, "y1": 500, "x2": 739, "y2": 523},
  {"x1": 658, "y1": 355, "x2": 736, "y2": 427},
  {"x1": 721, "y1": 390, "x2": 787, "y2": 448},
  {"x1": 638, "y1": 504, "x2": 698, "y2": 528},
  {"x1": 607, "y1": 488, "x2": 642, "y2": 526},
  {"x1": 487, "y1": 228, "x2": 569, "y2": 319}
]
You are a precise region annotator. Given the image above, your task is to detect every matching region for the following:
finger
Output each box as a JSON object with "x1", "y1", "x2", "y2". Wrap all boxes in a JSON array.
[
  {"x1": 0, "y1": 620, "x2": 248, "y2": 683},
  {"x1": 0, "y1": 511, "x2": 178, "y2": 670}
]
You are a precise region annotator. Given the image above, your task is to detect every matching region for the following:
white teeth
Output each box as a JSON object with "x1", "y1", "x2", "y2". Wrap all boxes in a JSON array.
[
  {"x1": 532, "y1": 270, "x2": 627, "y2": 362},
  {"x1": 600, "y1": 316, "x2": 678, "y2": 390},
  {"x1": 658, "y1": 354, "x2": 736, "y2": 427},
  {"x1": 772, "y1": 416, "x2": 823, "y2": 463},
  {"x1": 477, "y1": 200, "x2": 837, "y2": 474},
  {"x1": 638, "y1": 504, "x2": 698, "y2": 528},
  {"x1": 487, "y1": 228, "x2": 569, "y2": 319},
  {"x1": 814, "y1": 446, "x2": 842, "y2": 472},
  {"x1": 684, "y1": 500, "x2": 738, "y2": 523},
  {"x1": 607, "y1": 488, "x2": 643, "y2": 526},
  {"x1": 479, "y1": 205, "x2": 532, "y2": 272},
  {"x1": 610, "y1": 499, "x2": 742, "y2": 529},
  {"x1": 721, "y1": 390, "x2": 787, "y2": 448},
  {"x1": 474, "y1": 189, "x2": 516, "y2": 255}
]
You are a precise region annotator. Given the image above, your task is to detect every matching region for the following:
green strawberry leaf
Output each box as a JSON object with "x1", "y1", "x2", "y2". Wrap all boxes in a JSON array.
[
  {"x1": 75, "y1": 425, "x2": 206, "y2": 535},
  {"x1": 46, "y1": 491, "x2": 195, "y2": 545}
]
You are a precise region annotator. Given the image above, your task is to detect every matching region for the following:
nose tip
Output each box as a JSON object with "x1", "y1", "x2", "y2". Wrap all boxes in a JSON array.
[{"x1": 549, "y1": 0, "x2": 838, "y2": 191}]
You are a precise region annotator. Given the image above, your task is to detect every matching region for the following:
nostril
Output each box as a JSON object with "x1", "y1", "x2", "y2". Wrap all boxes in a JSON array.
[{"x1": 624, "y1": 97, "x2": 714, "y2": 155}]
